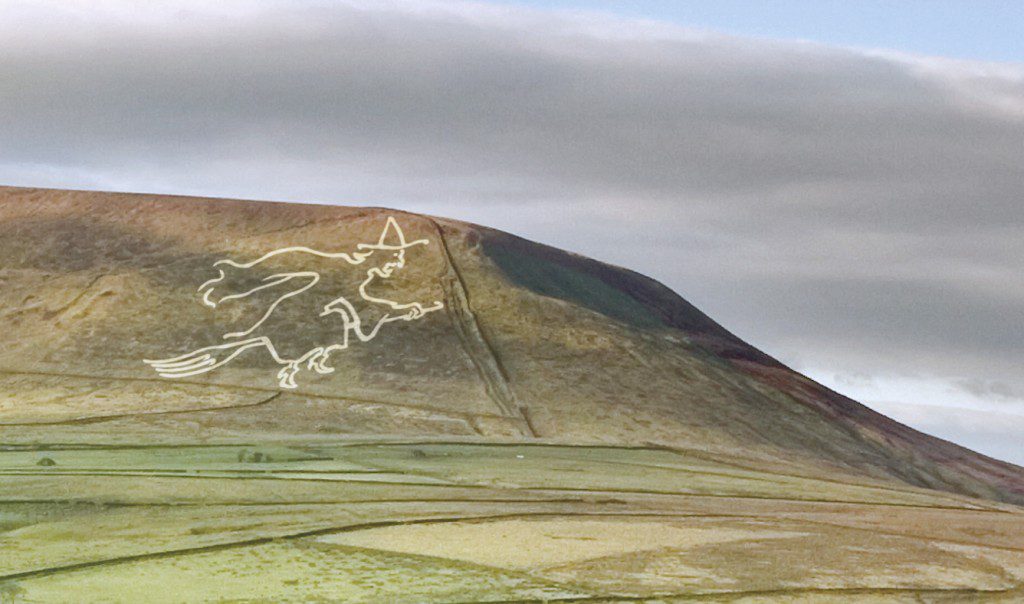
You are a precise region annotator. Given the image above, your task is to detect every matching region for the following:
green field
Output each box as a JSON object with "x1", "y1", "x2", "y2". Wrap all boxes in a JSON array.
[{"x1": 2, "y1": 440, "x2": 1023, "y2": 602}]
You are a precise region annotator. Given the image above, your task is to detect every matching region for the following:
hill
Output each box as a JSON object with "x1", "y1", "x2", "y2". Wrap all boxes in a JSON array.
[{"x1": 1, "y1": 185, "x2": 1023, "y2": 601}]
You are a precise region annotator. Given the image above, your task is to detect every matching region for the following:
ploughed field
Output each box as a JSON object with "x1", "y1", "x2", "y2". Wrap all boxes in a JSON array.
[{"x1": 2, "y1": 440, "x2": 1023, "y2": 603}]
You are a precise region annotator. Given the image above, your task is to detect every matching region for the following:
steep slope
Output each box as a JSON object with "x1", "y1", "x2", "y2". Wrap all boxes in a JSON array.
[{"x1": 0, "y1": 185, "x2": 1021, "y2": 506}]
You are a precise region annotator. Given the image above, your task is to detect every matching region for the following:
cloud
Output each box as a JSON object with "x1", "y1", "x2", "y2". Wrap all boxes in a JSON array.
[
  {"x1": 1, "y1": 1, "x2": 1022, "y2": 415},
  {"x1": 955, "y1": 378, "x2": 1024, "y2": 402}
]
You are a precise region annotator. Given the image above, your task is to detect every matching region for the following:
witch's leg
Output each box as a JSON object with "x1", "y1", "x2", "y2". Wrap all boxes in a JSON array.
[
  {"x1": 308, "y1": 332, "x2": 350, "y2": 375},
  {"x1": 271, "y1": 346, "x2": 322, "y2": 389}
]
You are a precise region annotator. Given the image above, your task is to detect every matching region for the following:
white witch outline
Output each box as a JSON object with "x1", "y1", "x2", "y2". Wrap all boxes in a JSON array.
[{"x1": 144, "y1": 216, "x2": 444, "y2": 388}]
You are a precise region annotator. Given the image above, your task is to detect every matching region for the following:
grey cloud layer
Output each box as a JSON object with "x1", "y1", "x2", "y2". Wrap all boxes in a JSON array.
[{"x1": 1, "y1": 1, "x2": 1022, "y2": 405}]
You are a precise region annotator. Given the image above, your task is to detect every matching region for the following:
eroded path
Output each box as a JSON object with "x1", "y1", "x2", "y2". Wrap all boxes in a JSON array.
[{"x1": 430, "y1": 219, "x2": 534, "y2": 435}]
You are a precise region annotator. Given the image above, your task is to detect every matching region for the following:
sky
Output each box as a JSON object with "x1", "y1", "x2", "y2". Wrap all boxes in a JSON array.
[
  {"x1": 506, "y1": 1, "x2": 1024, "y2": 63},
  {"x1": 0, "y1": 1, "x2": 1021, "y2": 464}
]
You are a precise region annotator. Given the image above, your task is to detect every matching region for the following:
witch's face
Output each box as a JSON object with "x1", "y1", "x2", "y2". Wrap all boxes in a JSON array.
[{"x1": 378, "y1": 249, "x2": 406, "y2": 278}]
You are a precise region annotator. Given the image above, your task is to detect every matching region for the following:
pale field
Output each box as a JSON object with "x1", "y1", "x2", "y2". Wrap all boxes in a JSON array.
[{"x1": 318, "y1": 517, "x2": 804, "y2": 569}]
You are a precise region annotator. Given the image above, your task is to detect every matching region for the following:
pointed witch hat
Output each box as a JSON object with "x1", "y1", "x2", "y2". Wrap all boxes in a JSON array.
[{"x1": 358, "y1": 216, "x2": 430, "y2": 251}]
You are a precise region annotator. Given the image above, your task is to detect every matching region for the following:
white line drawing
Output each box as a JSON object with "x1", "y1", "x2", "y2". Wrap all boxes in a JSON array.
[{"x1": 144, "y1": 216, "x2": 444, "y2": 389}]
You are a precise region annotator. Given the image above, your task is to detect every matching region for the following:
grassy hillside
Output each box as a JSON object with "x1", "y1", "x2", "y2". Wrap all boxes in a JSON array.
[{"x1": 1, "y1": 185, "x2": 1023, "y2": 600}]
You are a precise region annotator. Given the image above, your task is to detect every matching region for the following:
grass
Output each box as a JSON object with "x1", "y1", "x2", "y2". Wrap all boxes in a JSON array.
[
  {"x1": 1, "y1": 441, "x2": 1022, "y2": 602},
  {"x1": 10, "y1": 540, "x2": 588, "y2": 603}
]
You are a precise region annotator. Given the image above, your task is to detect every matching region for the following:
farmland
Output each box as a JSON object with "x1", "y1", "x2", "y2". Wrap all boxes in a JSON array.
[{"x1": 2, "y1": 440, "x2": 1023, "y2": 602}]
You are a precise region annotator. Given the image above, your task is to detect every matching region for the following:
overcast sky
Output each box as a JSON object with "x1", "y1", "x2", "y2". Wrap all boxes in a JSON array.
[{"x1": 1, "y1": 1, "x2": 1021, "y2": 464}]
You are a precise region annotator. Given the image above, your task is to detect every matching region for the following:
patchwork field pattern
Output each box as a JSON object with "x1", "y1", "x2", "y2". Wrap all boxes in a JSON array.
[{"x1": 2, "y1": 441, "x2": 1023, "y2": 602}]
